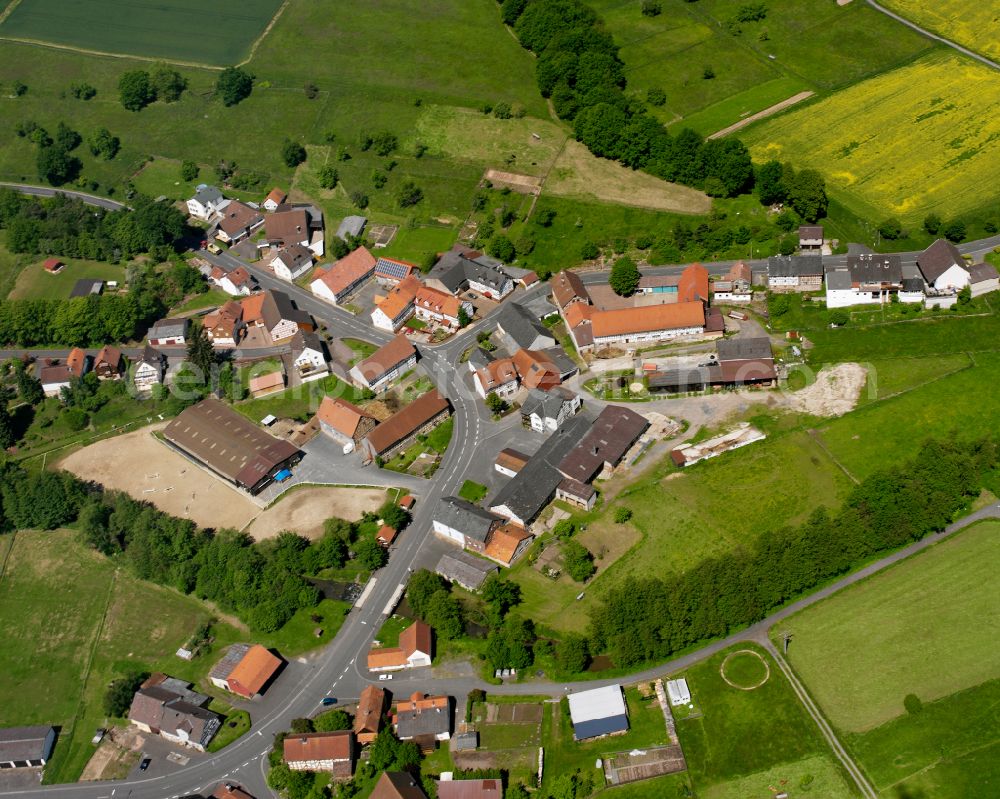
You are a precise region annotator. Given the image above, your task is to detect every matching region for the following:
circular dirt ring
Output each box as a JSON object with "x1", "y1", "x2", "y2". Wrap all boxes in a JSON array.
[{"x1": 720, "y1": 649, "x2": 770, "y2": 690}]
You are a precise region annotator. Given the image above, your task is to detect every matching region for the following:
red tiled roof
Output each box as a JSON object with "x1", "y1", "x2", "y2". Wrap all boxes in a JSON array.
[
  {"x1": 399, "y1": 620, "x2": 431, "y2": 657},
  {"x1": 266, "y1": 188, "x2": 287, "y2": 206},
  {"x1": 366, "y1": 390, "x2": 450, "y2": 456},
  {"x1": 591, "y1": 302, "x2": 704, "y2": 338},
  {"x1": 283, "y1": 731, "x2": 353, "y2": 764},
  {"x1": 415, "y1": 286, "x2": 460, "y2": 319},
  {"x1": 313, "y1": 247, "x2": 377, "y2": 297},
  {"x1": 317, "y1": 396, "x2": 375, "y2": 438},
  {"x1": 66, "y1": 347, "x2": 87, "y2": 377},
  {"x1": 43, "y1": 258, "x2": 63, "y2": 272},
  {"x1": 512, "y1": 349, "x2": 560, "y2": 390},
  {"x1": 484, "y1": 523, "x2": 530, "y2": 565},
  {"x1": 678, "y1": 263, "x2": 709, "y2": 303},
  {"x1": 226, "y1": 645, "x2": 281, "y2": 698}
]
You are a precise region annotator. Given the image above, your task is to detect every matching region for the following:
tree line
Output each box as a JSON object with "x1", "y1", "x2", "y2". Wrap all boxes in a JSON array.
[
  {"x1": 588, "y1": 437, "x2": 996, "y2": 667},
  {"x1": 0, "y1": 461, "x2": 391, "y2": 634},
  {"x1": 498, "y1": 0, "x2": 830, "y2": 222}
]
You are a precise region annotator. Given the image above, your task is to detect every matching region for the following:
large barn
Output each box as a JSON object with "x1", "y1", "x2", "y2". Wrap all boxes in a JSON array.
[{"x1": 163, "y1": 398, "x2": 302, "y2": 495}]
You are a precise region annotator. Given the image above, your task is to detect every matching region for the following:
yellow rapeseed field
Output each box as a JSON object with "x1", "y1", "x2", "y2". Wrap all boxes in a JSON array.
[
  {"x1": 881, "y1": 0, "x2": 1000, "y2": 61},
  {"x1": 745, "y1": 53, "x2": 1000, "y2": 221}
]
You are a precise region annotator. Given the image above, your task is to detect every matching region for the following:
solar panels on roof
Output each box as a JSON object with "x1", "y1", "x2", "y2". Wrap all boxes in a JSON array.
[{"x1": 375, "y1": 257, "x2": 415, "y2": 281}]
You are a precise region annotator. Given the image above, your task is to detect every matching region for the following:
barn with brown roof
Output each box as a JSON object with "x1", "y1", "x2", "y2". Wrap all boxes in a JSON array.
[
  {"x1": 283, "y1": 730, "x2": 354, "y2": 778},
  {"x1": 317, "y1": 396, "x2": 378, "y2": 450},
  {"x1": 364, "y1": 390, "x2": 451, "y2": 460},
  {"x1": 163, "y1": 398, "x2": 302, "y2": 494},
  {"x1": 354, "y1": 685, "x2": 387, "y2": 744},
  {"x1": 370, "y1": 772, "x2": 428, "y2": 799}
]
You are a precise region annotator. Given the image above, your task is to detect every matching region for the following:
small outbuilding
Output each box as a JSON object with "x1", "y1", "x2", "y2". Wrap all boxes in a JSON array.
[
  {"x1": 567, "y1": 684, "x2": 629, "y2": 741},
  {"x1": 666, "y1": 678, "x2": 691, "y2": 706}
]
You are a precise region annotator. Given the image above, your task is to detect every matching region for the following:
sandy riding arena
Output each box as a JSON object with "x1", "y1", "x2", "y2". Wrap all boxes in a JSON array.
[{"x1": 58, "y1": 427, "x2": 387, "y2": 535}]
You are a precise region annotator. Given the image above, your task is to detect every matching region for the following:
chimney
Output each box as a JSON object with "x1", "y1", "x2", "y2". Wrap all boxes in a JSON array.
[{"x1": 591, "y1": 445, "x2": 599, "y2": 456}]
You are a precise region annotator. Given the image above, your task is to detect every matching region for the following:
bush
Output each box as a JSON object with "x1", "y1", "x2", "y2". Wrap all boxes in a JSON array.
[
  {"x1": 493, "y1": 101, "x2": 513, "y2": 119},
  {"x1": 614, "y1": 507, "x2": 632, "y2": 524},
  {"x1": 646, "y1": 87, "x2": 666, "y2": 107},
  {"x1": 552, "y1": 519, "x2": 575, "y2": 539},
  {"x1": 70, "y1": 82, "x2": 96, "y2": 100},
  {"x1": 216, "y1": 67, "x2": 254, "y2": 107},
  {"x1": 922, "y1": 213, "x2": 941, "y2": 235},
  {"x1": 703, "y1": 65, "x2": 716, "y2": 80},
  {"x1": 878, "y1": 218, "x2": 904, "y2": 240},
  {"x1": 351, "y1": 191, "x2": 369, "y2": 209},
  {"x1": 641, "y1": 0, "x2": 662, "y2": 16},
  {"x1": 281, "y1": 140, "x2": 306, "y2": 168},
  {"x1": 488, "y1": 235, "x2": 516, "y2": 262},
  {"x1": 304, "y1": 81, "x2": 319, "y2": 99},
  {"x1": 904, "y1": 693, "x2": 923, "y2": 715},
  {"x1": 64, "y1": 407, "x2": 89, "y2": 431},
  {"x1": 104, "y1": 671, "x2": 148, "y2": 717},
  {"x1": 180, "y1": 160, "x2": 199, "y2": 182},
  {"x1": 397, "y1": 181, "x2": 423, "y2": 208},
  {"x1": 610, "y1": 256, "x2": 640, "y2": 296},
  {"x1": 563, "y1": 540, "x2": 595, "y2": 582},
  {"x1": 943, "y1": 219, "x2": 967, "y2": 243},
  {"x1": 318, "y1": 165, "x2": 339, "y2": 189},
  {"x1": 118, "y1": 70, "x2": 154, "y2": 111},
  {"x1": 828, "y1": 309, "x2": 849, "y2": 327}
]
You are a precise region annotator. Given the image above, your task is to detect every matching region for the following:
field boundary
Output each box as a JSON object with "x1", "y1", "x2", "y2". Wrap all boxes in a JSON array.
[
  {"x1": 708, "y1": 91, "x2": 815, "y2": 139},
  {"x1": 0, "y1": 34, "x2": 225, "y2": 70},
  {"x1": 0, "y1": 0, "x2": 22, "y2": 27},
  {"x1": 237, "y1": 0, "x2": 290, "y2": 68}
]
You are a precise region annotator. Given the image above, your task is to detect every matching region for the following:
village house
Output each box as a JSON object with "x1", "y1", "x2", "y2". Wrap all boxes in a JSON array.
[
  {"x1": 244, "y1": 290, "x2": 314, "y2": 342},
  {"x1": 555, "y1": 476, "x2": 597, "y2": 511},
  {"x1": 825, "y1": 254, "x2": 905, "y2": 308},
  {"x1": 798, "y1": 225, "x2": 824, "y2": 253},
  {"x1": 969, "y1": 262, "x2": 1000, "y2": 297},
  {"x1": 437, "y1": 779, "x2": 503, "y2": 799},
  {"x1": 271, "y1": 243, "x2": 315, "y2": 281},
  {"x1": 290, "y1": 330, "x2": 328, "y2": 382},
  {"x1": 354, "y1": 685, "x2": 387, "y2": 744},
  {"x1": 283, "y1": 731, "x2": 354, "y2": 778},
  {"x1": 42, "y1": 257, "x2": 64, "y2": 274},
  {"x1": 494, "y1": 302, "x2": 556, "y2": 352},
  {"x1": 367, "y1": 620, "x2": 433, "y2": 672},
  {"x1": 128, "y1": 674, "x2": 220, "y2": 752},
  {"x1": 435, "y1": 550, "x2": 498, "y2": 591},
  {"x1": 249, "y1": 370, "x2": 285, "y2": 398},
  {"x1": 187, "y1": 185, "x2": 227, "y2": 221},
  {"x1": 263, "y1": 188, "x2": 287, "y2": 212},
  {"x1": 215, "y1": 201, "x2": 264, "y2": 244},
  {"x1": 426, "y1": 245, "x2": 514, "y2": 300},
  {"x1": 371, "y1": 772, "x2": 428, "y2": 799},
  {"x1": 432, "y1": 496, "x2": 503, "y2": 553},
  {"x1": 586, "y1": 302, "x2": 706, "y2": 350},
  {"x1": 647, "y1": 337, "x2": 776, "y2": 393},
  {"x1": 511, "y1": 348, "x2": 564, "y2": 391},
  {"x1": 163, "y1": 398, "x2": 302, "y2": 495},
  {"x1": 519, "y1": 387, "x2": 581, "y2": 433},
  {"x1": 317, "y1": 396, "x2": 378, "y2": 453},
  {"x1": 414, "y1": 285, "x2": 471, "y2": 329},
  {"x1": 374, "y1": 256, "x2": 417, "y2": 286},
  {"x1": 208, "y1": 644, "x2": 282, "y2": 699},
  {"x1": 767, "y1": 255, "x2": 823, "y2": 292},
  {"x1": 147, "y1": 318, "x2": 189, "y2": 347},
  {"x1": 264, "y1": 205, "x2": 325, "y2": 256},
  {"x1": 551, "y1": 270, "x2": 589, "y2": 310},
  {"x1": 363, "y1": 390, "x2": 451, "y2": 461},
  {"x1": 133, "y1": 345, "x2": 164, "y2": 393},
  {"x1": 494, "y1": 448, "x2": 530, "y2": 477},
  {"x1": 473, "y1": 357, "x2": 519, "y2": 400},
  {"x1": 0, "y1": 726, "x2": 56, "y2": 769},
  {"x1": 482, "y1": 523, "x2": 533, "y2": 567},
  {"x1": 212, "y1": 265, "x2": 256, "y2": 296},
  {"x1": 917, "y1": 238, "x2": 970, "y2": 297},
  {"x1": 349, "y1": 334, "x2": 417, "y2": 393},
  {"x1": 39, "y1": 360, "x2": 72, "y2": 397},
  {"x1": 558, "y1": 405, "x2": 648, "y2": 484},
  {"x1": 93, "y1": 345, "x2": 124, "y2": 380},
  {"x1": 203, "y1": 301, "x2": 244, "y2": 347},
  {"x1": 393, "y1": 693, "x2": 452, "y2": 745},
  {"x1": 372, "y1": 275, "x2": 421, "y2": 332},
  {"x1": 712, "y1": 261, "x2": 753, "y2": 302},
  {"x1": 311, "y1": 246, "x2": 377, "y2": 305}
]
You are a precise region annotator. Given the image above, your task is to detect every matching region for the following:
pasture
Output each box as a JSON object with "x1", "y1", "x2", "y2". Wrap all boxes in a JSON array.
[
  {"x1": 745, "y1": 52, "x2": 1000, "y2": 222},
  {"x1": 674, "y1": 645, "x2": 852, "y2": 795},
  {"x1": 881, "y1": 0, "x2": 1000, "y2": 61},
  {"x1": 0, "y1": 0, "x2": 283, "y2": 66},
  {"x1": 7, "y1": 257, "x2": 127, "y2": 300},
  {"x1": 0, "y1": 529, "x2": 243, "y2": 783},
  {"x1": 512, "y1": 430, "x2": 852, "y2": 633},
  {"x1": 589, "y1": 0, "x2": 931, "y2": 128},
  {"x1": 774, "y1": 521, "x2": 1000, "y2": 733}
]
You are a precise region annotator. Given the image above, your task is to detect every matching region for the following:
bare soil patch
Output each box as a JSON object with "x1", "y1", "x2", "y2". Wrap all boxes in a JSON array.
[
  {"x1": 248, "y1": 486, "x2": 386, "y2": 540},
  {"x1": 786, "y1": 363, "x2": 867, "y2": 417},
  {"x1": 545, "y1": 140, "x2": 711, "y2": 214},
  {"x1": 58, "y1": 425, "x2": 260, "y2": 530}
]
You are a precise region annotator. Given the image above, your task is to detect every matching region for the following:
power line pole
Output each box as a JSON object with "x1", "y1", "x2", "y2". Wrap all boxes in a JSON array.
[{"x1": 780, "y1": 629, "x2": 793, "y2": 655}]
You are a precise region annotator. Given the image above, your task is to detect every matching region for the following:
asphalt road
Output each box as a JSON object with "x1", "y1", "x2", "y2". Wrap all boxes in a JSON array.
[
  {"x1": 0, "y1": 183, "x2": 129, "y2": 212},
  {"x1": 8, "y1": 217, "x2": 1000, "y2": 797}
]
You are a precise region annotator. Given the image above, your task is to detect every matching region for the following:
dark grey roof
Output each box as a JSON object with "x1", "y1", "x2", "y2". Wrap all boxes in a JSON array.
[
  {"x1": 647, "y1": 366, "x2": 711, "y2": 392},
  {"x1": 716, "y1": 337, "x2": 772, "y2": 362},
  {"x1": 263, "y1": 290, "x2": 312, "y2": 330},
  {"x1": 917, "y1": 239, "x2": 964, "y2": 284},
  {"x1": 138, "y1": 345, "x2": 164, "y2": 367},
  {"x1": 489, "y1": 414, "x2": 593, "y2": 523},
  {"x1": 558, "y1": 406, "x2": 649, "y2": 484},
  {"x1": 572, "y1": 715, "x2": 629, "y2": 740},
  {"x1": 798, "y1": 225, "x2": 823, "y2": 239},
  {"x1": 901, "y1": 277, "x2": 925, "y2": 293},
  {"x1": 435, "y1": 550, "x2": 498, "y2": 590},
  {"x1": 969, "y1": 262, "x2": 999, "y2": 283},
  {"x1": 395, "y1": 704, "x2": 451, "y2": 739},
  {"x1": 291, "y1": 329, "x2": 324, "y2": 355},
  {"x1": 193, "y1": 185, "x2": 223, "y2": 206},
  {"x1": 846, "y1": 253, "x2": 902, "y2": 284},
  {"x1": 767, "y1": 255, "x2": 822, "y2": 278},
  {"x1": 824, "y1": 267, "x2": 853, "y2": 291},
  {"x1": 209, "y1": 644, "x2": 250, "y2": 682},
  {"x1": 435, "y1": 497, "x2": 500, "y2": 543},
  {"x1": 468, "y1": 347, "x2": 497, "y2": 371},
  {"x1": 429, "y1": 250, "x2": 511, "y2": 294},
  {"x1": 149, "y1": 318, "x2": 189, "y2": 339},
  {"x1": 520, "y1": 388, "x2": 570, "y2": 420},
  {"x1": 70, "y1": 279, "x2": 104, "y2": 298},
  {"x1": 495, "y1": 304, "x2": 555, "y2": 351},
  {"x1": 0, "y1": 726, "x2": 56, "y2": 763},
  {"x1": 451, "y1": 731, "x2": 478, "y2": 751},
  {"x1": 336, "y1": 215, "x2": 367, "y2": 241},
  {"x1": 541, "y1": 348, "x2": 578, "y2": 379}
]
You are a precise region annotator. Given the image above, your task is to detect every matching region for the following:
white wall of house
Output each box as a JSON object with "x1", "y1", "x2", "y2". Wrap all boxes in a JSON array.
[
  {"x1": 473, "y1": 373, "x2": 518, "y2": 399},
  {"x1": 149, "y1": 335, "x2": 185, "y2": 346},
  {"x1": 273, "y1": 256, "x2": 313, "y2": 281},
  {"x1": 593, "y1": 325, "x2": 703, "y2": 348},
  {"x1": 219, "y1": 277, "x2": 251, "y2": 296},
  {"x1": 495, "y1": 463, "x2": 519, "y2": 478},
  {"x1": 972, "y1": 276, "x2": 1000, "y2": 297},
  {"x1": 930, "y1": 264, "x2": 971, "y2": 292},
  {"x1": 295, "y1": 348, "x2": 325, "y2": 371},
  {"x1": 468, "y1": 277, "x2": 514, "y2": 299},
  {"x1": 269, "y1": 319, "x2": 300, "y2": 341},
  {"x1": 42, "y1": 380, "x2": 70, "y2": 397},
  {"x1": 311, "y1": 279, "x2": 338, "y2": 305},
  {"x1": 432, "y1": 519, "x2": 468, "y2": 545},
  {"x1": 406, "y1": 651, "x2": 431, "y2": 668},
  {"x1": 489, "y1": 503, "x2": 527, "y2": 528},
  {"x1": 371, "y1": 304, "x2": 412, "y2": 332},
  {"x1": 134, "y1": 363, "x2": 161, "y2": 390},
  {"x1": 350, "y1": 353, "x2": 415, "y2": 392},
  {"x1": 713, "y1": 290, "x2": 752, "y2": 302}
]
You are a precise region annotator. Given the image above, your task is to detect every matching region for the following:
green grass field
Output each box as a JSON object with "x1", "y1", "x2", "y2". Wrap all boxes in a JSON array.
[
  {"x1": 513, "y1": 430, "x2": 852, "y2": 633},
  {"x1": 675, "y1": 644, "x2": 853, "y2": 795},
  {"x1": 673, "y1": 77, "x2": 809, "y2": 136},
  {"x1": 774, "y1": 521, "x2": 1000, "y2": 733},
  {"x1": 7, "y1": 256, "x2": 127, "y2": 300},
  {"x1": 589, "y1": 0, "x2": 931, "y2": 129},
  {"x1": 745, "y1": 51, "x2": 1000, "y2": 222},
  {"x1": 0, "y1": 0, "x2": 283, "y2": 65}
]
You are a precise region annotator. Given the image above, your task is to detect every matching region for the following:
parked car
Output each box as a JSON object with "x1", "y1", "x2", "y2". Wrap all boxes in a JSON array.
[
  {"x1": 91, "y1": 729, "x2": 106, "y2": 745},
  {"x1": 321, "y1": 697, "x2": 337, "y2": 706},
  {"x1": 139, "y1": 757, "x2": 151, "y2": 772},
  {"x1": 378, "y1": 674, "x2": 393, "y2": 681}
]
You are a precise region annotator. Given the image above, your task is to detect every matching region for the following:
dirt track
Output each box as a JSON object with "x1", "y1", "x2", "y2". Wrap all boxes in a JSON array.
[{"x1": 707, "y1": 91, "x2": 815, "y2": 139}]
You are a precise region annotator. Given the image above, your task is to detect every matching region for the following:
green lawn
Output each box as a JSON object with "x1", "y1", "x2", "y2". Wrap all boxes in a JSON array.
[
  {"x1": 424, "y1": 416, "x2": 454, "y2": 453},
  {"x1": 374, "y1": 614, "x2": 410, "y2": 648},
  {"x1": 0, "y1": 0, "x2": 282, "y2": 65},
  {"x1": 342, "y1": 337, "x2": 378, "y2": 365},
  {"x1": 132, "y1": 156, "x2": 206, "y2": 201},
  {"x1": 845, "y1": 678, "x2": 1000, "y2": 798},
  {"x1": 233, "y1": 374, "x2": 358, "y2": 423},
  {"x1": 773, "y1": 521, "x2": 1000, "y2": 733},
  {"x1": 171, "y1": 287, "x2": 230, "y2": 315},
  {"x1": 458, "y1": 479, "x2": 488, "y2": 504},
  {"x1": 0, "y1": 529, "x2": 247, "y2": 783},
  {"x1": 7, "y1": 257, "x2": 127, "y2": 300},
  {"x1": 674, "y1": 645, "x2": 852, "y2": 794},
  {"x1": 699, "y1": 754, "x2": 854, "y2": 799},
  {"x1": 513, "y1": 430, "x2": 852, "y2": 634},
  {"x1": 254, "y1": 598, "x2": 350, "y2": 656},
  {"x1": 672, "y1": 76, "x2": 810, "y2": 136},
  {"x1": 207, "y1": 707, "x2": 251, "y2": 753}
]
